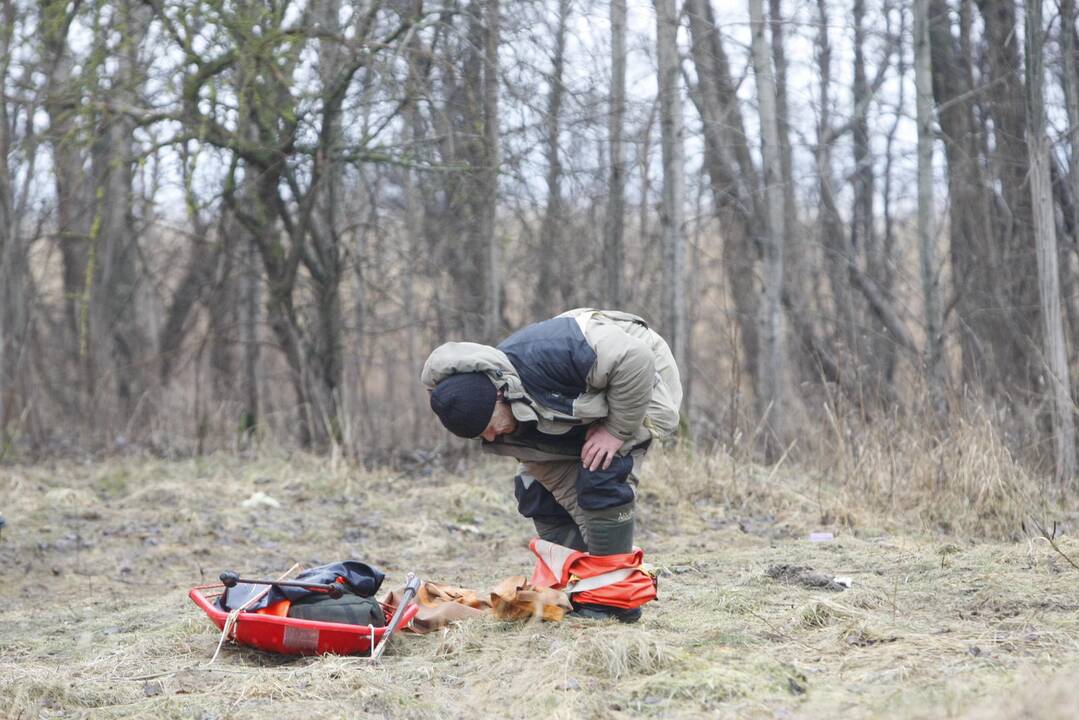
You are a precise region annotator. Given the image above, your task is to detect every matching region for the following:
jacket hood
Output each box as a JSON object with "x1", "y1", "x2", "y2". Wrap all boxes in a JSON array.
[
  {"x1": 421, "y1": 342, "x2": 545, "y2": 425},
  {"x1": 421, "y1": 342, "x2": 522, "y2": 395}
]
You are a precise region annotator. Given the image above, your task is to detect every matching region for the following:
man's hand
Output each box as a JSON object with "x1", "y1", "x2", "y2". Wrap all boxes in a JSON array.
[{"x1": 581, "y1": 424, "x2": 623, "y2": 471}]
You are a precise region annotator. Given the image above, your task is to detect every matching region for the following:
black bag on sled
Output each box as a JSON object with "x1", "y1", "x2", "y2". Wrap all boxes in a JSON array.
[
  {"x1": 286, "y1": 593, "x2": 386, "y2": 627},
  {"x1": 220, "y1": 560, "x2": 386, "y2": 618}
]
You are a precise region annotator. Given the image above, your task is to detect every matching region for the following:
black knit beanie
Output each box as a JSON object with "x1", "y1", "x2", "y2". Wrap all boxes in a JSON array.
[{"x1": 430, "y1": 372, "x2": 497, "y2": 438}]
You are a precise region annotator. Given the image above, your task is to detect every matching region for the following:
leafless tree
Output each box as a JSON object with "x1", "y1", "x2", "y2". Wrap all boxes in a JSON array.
[
  {"x1": 0, "y1": 0, "x2": 37, "y2": 447},
  {"x1": 685, "y1": 0, "x2": 760, "y2": 389},
  {"x1": 534, "y1": 0, "x2": 569, "y2": 319},
  {"x1": 1025, "y1": 0, "x2": 1076, "y2": 485},
  {"x1": 749, "y1": 0, "x2": 787, "y2": 452},
  {"x1": 605, "y1": 0, "x2": 627, "y2": 308},
  {"x1": 655, "y1": 0, "x2": 687, "y2": 388},
  {"x1": 915, "y1": 0, "x2": 947, "y2": 417}
]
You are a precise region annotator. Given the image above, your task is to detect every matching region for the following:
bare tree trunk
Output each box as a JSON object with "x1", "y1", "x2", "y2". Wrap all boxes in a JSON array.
[
  {"x1": 1061, "y1": 0, "x2": 1079, "y2": 361},
  {"x1": 41, "y1": 0, "x2": 93, "y2": 408},
  {"x1": 655, "y1": 0, "x2": 687, "y2": 393},
  {"x1": 240, "y1": 233, "x2": 260, "y2": 442},
  {"x1": 851, "y1": 0, "x2": 874, "y2": 281},
  {"x1": 0, "y1": 236, "x2": 25, "y2": 442},
  {"x1": 749, "y1": 0, "x2": 787, "y2": 455},
  {"x1": 404, "y1": 8, "x2": 427, "y2": 437},
  {"x1": 439, "y1": 0, "x2": 499, "y2": 340},
  {"x1": 685, "y1": 0, "x2": 761, "y2": 389},
  {"x1": 771, "y1": 0, "x2": 819, "y2": 388},
  {"x1": 83, "y1": 6, "x2": 121, "y2": 423},
  {"x1": 482, "y1": 0, "x2": 501, "y2": 338},
  {"x1": 0, "y1": 0, "x2": 30, "y2": 442},
  {"x1": 768, "y1": 0, "x2": 796, "y2": 267},
  {"x1": 356, "y1": 171, "x2": 380, "y2": 444},
  {"x1": 534, "y1": 0, "x2": 568, "y2": 319},
  {"x1": 94, "y1": 0, "x2": 150, "y2": 418},
  {"x1": 605, "y1": 0, "x2": 626, "y2": 308},
  {"x1": 226, "y1": 150, "x2": 313, "y2": 448},
  {"x1": 814, "y1": 0, "x2": 855, "y2": 369},
  {"x1": 851, "y1": 0, "x2": 894, "y2": 395},
  {"x1": 915, "y1": 0, "x2": 947, "y2": 417},
  {"x1": 976, "y1": 0, "x2": 1040, "y2": 391},
  {"x1": 1049, "y1": 158, "x2": 1079, "y2": 366},
  {"x1": 630, "y1": 103, "x2": 656, "y2": 309},
  {"x1": 304, "y1": 0, "x2": 347, "y2": 446},
  {"x1": 880, "y1": 7, "x2": 906, "y2": 395},
  {"x1": 208, "y1": 221, "x2": 237, "y2": 403},
  {"x1": 1026, "y1": 0, "x2": 1076, "y2": 486},
  {"x1": 928, "y1": 0, "x2": 996, "y2": 389}
]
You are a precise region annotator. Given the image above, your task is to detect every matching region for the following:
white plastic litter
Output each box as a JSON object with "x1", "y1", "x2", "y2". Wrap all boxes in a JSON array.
[
  {"x1": 833, "y1": 576, "x2": 853, "y2": 588},
  {"x1": 809, "y1": 532, "x2": 834, "y2": 542},
  {"x1": 241, "y1": 491, "x2": 281, "y2": 509}
]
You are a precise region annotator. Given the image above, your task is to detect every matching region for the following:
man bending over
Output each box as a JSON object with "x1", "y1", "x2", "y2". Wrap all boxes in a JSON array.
[{"x1": 421, "y1": 308, "x2": 682, "y2": 622}]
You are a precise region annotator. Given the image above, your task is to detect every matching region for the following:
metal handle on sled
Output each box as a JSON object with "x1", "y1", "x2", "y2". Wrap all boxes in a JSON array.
[
  {"x1": 219, "y1": 570, "x2": 345, "y2": 598},
  {"x1": 370, "y1": 572, "x2": 420, "y2": 660}
]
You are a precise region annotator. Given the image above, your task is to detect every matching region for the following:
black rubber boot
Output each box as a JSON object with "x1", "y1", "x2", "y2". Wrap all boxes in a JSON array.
[
  {"x1": 570, "y1": 501, "x2": 642, "y2": 621},
  {"x1": 570, "y1": 600, "x2": 643, "y2": 624},
  {"x1": 533, "y1": 518, "x2": 587, "y2": 552},
  {"x1": 582, "y1": 502, "x2": 635, "y2": 556}
]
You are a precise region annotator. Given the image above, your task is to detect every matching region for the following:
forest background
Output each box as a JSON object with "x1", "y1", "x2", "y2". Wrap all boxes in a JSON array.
[{"x1": 2, "y1": 0, "x2": 1079, "y2": 500}]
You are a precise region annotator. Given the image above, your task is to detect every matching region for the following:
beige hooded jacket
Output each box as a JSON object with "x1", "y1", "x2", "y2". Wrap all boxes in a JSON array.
[{"x1": 421, "y1": 309, "x2": 681, "y2": 451}]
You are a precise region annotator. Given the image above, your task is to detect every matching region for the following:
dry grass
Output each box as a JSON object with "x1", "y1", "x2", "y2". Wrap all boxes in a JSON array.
[
  {"x1": 1, "y1": 440, "x2": 1078, "y2": 719},
  {"x1": 656, "y1": 402, "x2": 1058, "y2": 542}
]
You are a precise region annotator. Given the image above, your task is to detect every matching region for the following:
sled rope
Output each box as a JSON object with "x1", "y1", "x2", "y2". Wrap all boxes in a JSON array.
[{"x1": 208, "y1": 563, "x2": 301, "y2": 665}]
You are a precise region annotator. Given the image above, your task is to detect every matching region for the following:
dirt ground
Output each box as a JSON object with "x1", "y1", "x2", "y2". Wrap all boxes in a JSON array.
[{"x1": 1, "y1": 451, "x2": 1078, "y2": 719}]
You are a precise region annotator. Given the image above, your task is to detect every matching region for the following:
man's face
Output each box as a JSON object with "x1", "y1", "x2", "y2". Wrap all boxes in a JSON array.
[{"x1": 480, "y1": 401, "x2": 518, "y2": 442}]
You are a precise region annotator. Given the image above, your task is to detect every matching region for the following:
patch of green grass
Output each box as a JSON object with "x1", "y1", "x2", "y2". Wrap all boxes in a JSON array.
[{"x1": 96, "y1": 467, "x2": 132, "y2": 498}]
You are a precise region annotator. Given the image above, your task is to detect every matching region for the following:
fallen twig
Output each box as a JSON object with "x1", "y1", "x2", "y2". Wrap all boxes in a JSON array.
[{"x1": 1024, "y1": 518, "x2": 1079, "y2": 571}]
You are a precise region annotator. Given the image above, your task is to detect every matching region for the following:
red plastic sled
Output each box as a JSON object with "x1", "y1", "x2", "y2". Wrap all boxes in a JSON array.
[{"x1": 189, "y1": 584, "x2": 419, "y2": 656}]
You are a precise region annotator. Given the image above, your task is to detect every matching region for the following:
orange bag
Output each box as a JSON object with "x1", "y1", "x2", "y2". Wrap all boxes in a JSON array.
[
  {"x1": 256, "y1": 599, "x2": 291, "y2": 616},
  {"x1": 529, "y1": 538, "x2": 657, "y2": 610}
]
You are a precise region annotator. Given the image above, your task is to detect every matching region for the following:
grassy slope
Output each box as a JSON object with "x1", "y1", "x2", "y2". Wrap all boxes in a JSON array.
[{"x1": 0, "y1": 451, "x2": 1077, "y2": 719}]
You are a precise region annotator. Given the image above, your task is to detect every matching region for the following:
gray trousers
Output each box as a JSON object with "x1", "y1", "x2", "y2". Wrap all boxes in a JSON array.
[{"x1": 516, "y1": 450, "x2": 644, "y2": 555}]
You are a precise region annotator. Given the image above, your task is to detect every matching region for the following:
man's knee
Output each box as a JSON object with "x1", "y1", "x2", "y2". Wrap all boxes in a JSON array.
[
  {"x1": 576, "y1": 454, "x2": 636, "y2": 511},
  {"x1": 514, "y1": 472, "x2": 573, "y2": 524}
]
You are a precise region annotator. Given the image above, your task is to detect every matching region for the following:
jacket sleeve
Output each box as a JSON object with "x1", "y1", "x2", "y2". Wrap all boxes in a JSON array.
[{"x1": 585, "y1": 321, "x2": 655, "y2": 441}]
